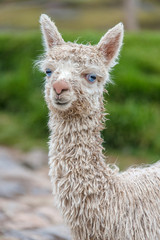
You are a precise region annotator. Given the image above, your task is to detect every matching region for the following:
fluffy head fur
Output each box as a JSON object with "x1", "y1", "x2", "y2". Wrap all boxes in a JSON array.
[
  {"x1": 39, "y1": 14, "x2": 123, "y2": 115},
  {"x1": 38, "y1": 14, "x2": 160, "y2": 240}
]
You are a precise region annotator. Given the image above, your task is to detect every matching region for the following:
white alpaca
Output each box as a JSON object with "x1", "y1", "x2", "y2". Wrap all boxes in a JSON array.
[{"x1": 38, "y1": 14, "x2": 160, "y2": 240}]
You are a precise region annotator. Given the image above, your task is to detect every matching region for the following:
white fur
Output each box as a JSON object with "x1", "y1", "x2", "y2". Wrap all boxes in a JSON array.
[{"x1": 38, "y1": 14, "x2": 160, "y2": 240}]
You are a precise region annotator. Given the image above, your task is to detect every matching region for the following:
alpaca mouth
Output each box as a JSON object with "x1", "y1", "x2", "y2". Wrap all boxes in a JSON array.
[{"x1": 55, "y1": 100, "x2": 70, "y2": 106}]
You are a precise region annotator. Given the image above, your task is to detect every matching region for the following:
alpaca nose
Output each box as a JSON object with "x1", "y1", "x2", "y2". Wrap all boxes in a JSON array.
[{"x1": 53, "y1": 80, "x2": 69, "y2": 95}]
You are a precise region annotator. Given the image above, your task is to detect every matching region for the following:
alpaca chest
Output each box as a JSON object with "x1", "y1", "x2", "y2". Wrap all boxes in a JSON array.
[{"x1": 49, "y1": 159, "x2": 106, "y2": 219}]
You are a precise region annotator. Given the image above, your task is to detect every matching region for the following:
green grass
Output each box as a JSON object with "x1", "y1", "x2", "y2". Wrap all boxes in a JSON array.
[{"x1": 0, "y1": 31, "x2": 160, "y2": 165}]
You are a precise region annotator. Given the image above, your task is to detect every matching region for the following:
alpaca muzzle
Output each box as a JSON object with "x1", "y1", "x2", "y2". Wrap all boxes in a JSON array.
[{"x1": 53, "y1": 80, "x2": 70, "y2": 95}]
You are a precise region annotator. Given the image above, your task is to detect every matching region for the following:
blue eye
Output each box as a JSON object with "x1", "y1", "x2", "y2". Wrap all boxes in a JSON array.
[
  {"x1": 46, "y1": 68, "x2": 52, "y2": 77},
  {"x1": 86, "y1": 74, "x2": 97, "y2": 83}
]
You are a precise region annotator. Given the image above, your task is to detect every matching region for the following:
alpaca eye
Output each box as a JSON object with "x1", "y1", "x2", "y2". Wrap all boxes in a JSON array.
[
  {"x1": 46, "y1": 68, "x2": 52, "y2": 77},
  {"x1": 86, "y1": 74, "x2": 97, "y2": 83}
]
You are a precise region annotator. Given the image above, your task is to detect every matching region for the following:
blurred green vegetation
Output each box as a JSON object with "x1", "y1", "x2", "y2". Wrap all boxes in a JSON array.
[
  {"x1": 0, "y1": 31, "x2": 160, "y2": 164},
  {"x1": 0, "y1": 32, "x2": 48, "y2": 149}
]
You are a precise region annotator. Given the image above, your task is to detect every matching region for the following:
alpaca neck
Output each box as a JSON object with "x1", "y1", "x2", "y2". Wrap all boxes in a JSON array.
[
  {"x1": 48, "y1": 108, "x2": 115, "y2": 232},
  {"x1": 48, "y1": 108, "x2": 113, "y2": 177}
]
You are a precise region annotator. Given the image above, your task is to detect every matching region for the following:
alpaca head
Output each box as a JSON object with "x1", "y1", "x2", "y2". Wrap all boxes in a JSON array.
[{"x1": 39, "y1": 14, "x2": 124, "y2": 116}]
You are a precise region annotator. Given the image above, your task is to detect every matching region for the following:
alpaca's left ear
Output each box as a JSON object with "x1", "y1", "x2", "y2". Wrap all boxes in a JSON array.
[{"x1": 97, "y1": 23, "x2": 124, "y2": 68}]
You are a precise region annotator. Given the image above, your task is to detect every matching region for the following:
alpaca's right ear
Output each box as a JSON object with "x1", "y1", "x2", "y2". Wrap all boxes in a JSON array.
[
  {"x1": 97, "y1": 23, "x2": 124, "y2": 68},
  {"x1": 40, "y1": 14, "x2": 65, "y2": 52}
]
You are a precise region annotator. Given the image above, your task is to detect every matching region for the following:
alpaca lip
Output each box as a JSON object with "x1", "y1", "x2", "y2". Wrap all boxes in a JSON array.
[{"x1": 55, "y1": 100, "x2": 70, "y2": 106}]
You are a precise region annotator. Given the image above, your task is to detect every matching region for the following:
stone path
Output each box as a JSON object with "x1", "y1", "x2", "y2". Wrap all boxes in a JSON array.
[{"x1": 0, "y1": 146, "x2": 71, "y2": 240}]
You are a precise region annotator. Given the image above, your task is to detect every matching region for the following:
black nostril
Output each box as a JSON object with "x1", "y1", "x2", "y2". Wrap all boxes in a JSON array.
[{"x1": 61, "y1": 89, "x2": 68, "y2": 93}]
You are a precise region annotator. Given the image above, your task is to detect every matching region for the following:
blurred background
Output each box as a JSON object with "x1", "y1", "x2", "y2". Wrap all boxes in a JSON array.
[
  {"x1": 0, "y1": 1, "x2": 160, "y2": 239},
  {"x1": 0, "y1": 0, "x2": 160, "y2": 167}
]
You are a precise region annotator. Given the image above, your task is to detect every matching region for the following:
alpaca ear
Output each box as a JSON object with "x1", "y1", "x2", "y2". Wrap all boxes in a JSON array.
[
  {"x1": 40, "y1": 14, "x2": 65, "y2": 51},
  {"x1": 97, "y1": 23, "x2": 124, "y2": 68}
]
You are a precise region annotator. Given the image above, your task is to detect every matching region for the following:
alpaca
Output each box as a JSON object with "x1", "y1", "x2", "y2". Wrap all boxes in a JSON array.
[{"x1": 38, "y1": 14, "x2": 160, "y2": 240}]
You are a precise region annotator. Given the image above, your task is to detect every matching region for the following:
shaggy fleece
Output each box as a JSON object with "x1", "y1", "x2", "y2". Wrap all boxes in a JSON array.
[{"x1": 38, "y1": 14, "x2": 160, "y2": 240}]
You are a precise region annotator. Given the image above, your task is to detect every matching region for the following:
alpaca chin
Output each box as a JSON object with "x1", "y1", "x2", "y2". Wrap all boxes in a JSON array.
[{"x1": 50, "y1": 87, "x2": 76, "y2": 112}]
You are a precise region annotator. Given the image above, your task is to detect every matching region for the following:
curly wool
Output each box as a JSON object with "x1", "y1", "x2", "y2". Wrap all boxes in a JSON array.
[
  {"x1": 38, "y1": 14, "x2": 160, "y2": 240},
  {"x1": 48, "y1": 113, "x2": 160, "y2": 240}
]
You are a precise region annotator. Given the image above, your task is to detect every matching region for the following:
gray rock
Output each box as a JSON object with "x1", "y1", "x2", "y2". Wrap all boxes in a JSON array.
[
  {"x1": 0, "y1": 146, "x2": 68, "y2": 240},
  {"x1": 3, "y1": 226, "x2": 71, "y2": 240},
  {"x1": 36, "y1": 225, "x2": 71, "y2": 240},
  {"x1": 22, "y1": 149, "x2": 48, "y2": 170},
  {"x1": 0, "y1": 148, "x2": 22, "y2": 171},
  {"x1": 0, "y1": 180, "x2": 24, "y2": 198},
  {"x1": 3, "y1": 229, "x2": 36, "y2": 240},
  {"x1": 0, "y1": 147, "x2": 29, "y2": 179}
]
